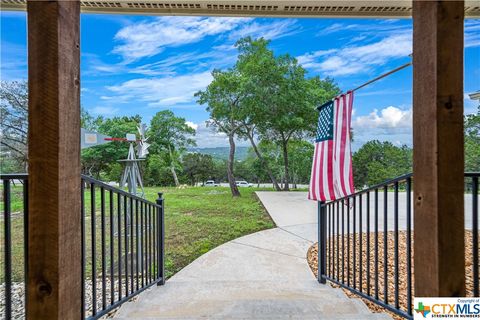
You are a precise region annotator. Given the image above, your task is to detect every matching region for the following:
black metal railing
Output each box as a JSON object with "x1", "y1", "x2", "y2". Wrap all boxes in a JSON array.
[
  {"x1": 80, "y1": 175, "x2": 165, "y2": 320},
  {"x1": 317, "y1": 172, "x2": 479, "y2": 319},
  {"x1": 1, "y1": 174, "x2": 28, "y2": 320},
  {"x1": 1, "y1": 174, "x2": 165, "y2": 320}
]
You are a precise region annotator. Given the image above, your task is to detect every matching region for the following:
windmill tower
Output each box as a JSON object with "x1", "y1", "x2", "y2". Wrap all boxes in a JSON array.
[{"x1": 118, "y1": 124, "x2": 150, "y2": 198}]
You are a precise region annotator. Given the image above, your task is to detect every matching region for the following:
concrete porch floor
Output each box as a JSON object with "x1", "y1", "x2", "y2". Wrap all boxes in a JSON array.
[{"x1": 113, "y1": 192, "x2": 391, "y2": 319}]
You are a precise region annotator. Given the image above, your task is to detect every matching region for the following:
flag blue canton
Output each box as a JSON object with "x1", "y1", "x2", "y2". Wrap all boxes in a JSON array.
[{"x1": 316, "y1": 101, "x2": 334, "y2": 142}]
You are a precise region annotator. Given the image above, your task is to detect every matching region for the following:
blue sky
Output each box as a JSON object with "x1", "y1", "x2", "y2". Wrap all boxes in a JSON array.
[{"x1": 1, "y1": 12, "x2": 479, "y2": 149}]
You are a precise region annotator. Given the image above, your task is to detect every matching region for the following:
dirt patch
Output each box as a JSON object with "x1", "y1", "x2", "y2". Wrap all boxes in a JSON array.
[{"x1": 307, "y1": 230, "x2": 479, "y2": 320}]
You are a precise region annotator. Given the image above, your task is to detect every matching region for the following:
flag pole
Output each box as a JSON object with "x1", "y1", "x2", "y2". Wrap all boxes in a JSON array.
[{"x1": 316, "y1": 61, "x2": 412, "y2": 111}]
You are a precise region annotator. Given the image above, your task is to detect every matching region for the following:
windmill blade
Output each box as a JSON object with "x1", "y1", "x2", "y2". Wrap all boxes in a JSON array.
[
  {"x1": 138, "y1": 123, "x2": 147, "y2": 138},
  {"x1": 81, "y1": 128, "x2": 112, "y2": 149},
  {"x1": 138, "y1": 141, "x2": 150, "y2": 158}
]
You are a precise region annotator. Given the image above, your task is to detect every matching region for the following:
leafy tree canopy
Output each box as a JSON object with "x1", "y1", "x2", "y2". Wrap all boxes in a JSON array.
[
  {"x1": 149, "y1": 110, "x2": 196, "y2": 186},
  {"x1": 0, "y1": 80, "x2": 28, "y2": 171},
  {"x1": 465, "y1": 106, "x2": 480, "y2": 171},
  {"x1": 149, "y1": 110, "x2": 196, "y2": 154},
  {"x1": 352, "y1": 140, "x2": 412, "y2": 188}
]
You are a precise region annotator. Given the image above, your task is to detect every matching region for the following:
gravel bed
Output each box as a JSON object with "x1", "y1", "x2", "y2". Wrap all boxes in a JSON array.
[
  {"x1": 1, "y1": 276, "x2": 152, "y2": 319},
  {"x1": 307, "y1": 230, "x2": 479, "y2": 320}
]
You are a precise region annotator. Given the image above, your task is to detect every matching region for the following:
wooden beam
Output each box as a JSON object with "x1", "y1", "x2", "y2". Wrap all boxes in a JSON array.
[
  {"x1": 27, "y1": 1, "x2": 81, "y2": 318},
  {"x1": 413, "y1": 0, "x2": 465, "y2": 297}
]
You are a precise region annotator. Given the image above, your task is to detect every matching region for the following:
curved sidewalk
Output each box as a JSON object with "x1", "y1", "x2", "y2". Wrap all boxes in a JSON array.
[{"x1": 114, "y1": 191, "x2": 390, "y2": 320}]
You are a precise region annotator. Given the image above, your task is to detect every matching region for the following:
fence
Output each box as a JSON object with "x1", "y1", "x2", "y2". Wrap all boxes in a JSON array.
[
  {"x1": 1, "y1": 174, "x2": 165, "y2": 320},
  {"x1": 317, "y1": 172, "x2": 479, "y2": 319}
]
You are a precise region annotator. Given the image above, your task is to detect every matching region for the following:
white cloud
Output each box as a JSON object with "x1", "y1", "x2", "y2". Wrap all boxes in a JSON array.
[
  {"x1": 105, "y1": 71, "x2": 212, "y2": 107},
  {"x1": 228, "y1": 19, "x2": 300, "y2": 41},
  {"x1": 113, "y1": 16, "x2": 250, "y2": 62},
  {"x1": 112, "y1": 17, "x2": 301, "y2": 63},
  {"x1": 86, "y1": 46, "x2": 237, "y2": 77},
  {"x1": 351, "y1": 106, "x2": 413, "y2": 150},
  {"x1": 298, "y1": 32, "x2": 412, "y2": 76},
  {"x1": 465, "y1": 20, "x2": 480, "y2": 48},
  {"x1": 90, "y1": 106, "x2": 119, "y2": 116},
  {"x1": 185, "y1": 121, "x2": 198, "y2": 130},
  {"x1": 353, "y1": 106, "x2": 412, "y2": 131},
  {"x1": 190, "y1": 121, "x2": 250, "y2": 148},
  {"x1": 296, "y1": 49, "x2": 336, "y2": 65},
  {"x1": 317, "y1": 21, "x2": 407, "y2": 38},
  {"x1": 193, "y1": 121, "x2": 228, "y2": 147}
]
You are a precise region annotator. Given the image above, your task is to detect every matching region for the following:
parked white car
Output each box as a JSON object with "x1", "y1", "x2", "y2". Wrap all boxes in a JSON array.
[
  {"x1": 204, "y1": 180, "x2": 220, "y2": 187},
  {"x1": 236, "y1": 181, "x2": 253, "y2": 187}
]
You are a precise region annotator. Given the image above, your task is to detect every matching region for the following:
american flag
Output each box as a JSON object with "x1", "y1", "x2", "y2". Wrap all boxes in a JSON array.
[{"x1": 308, "y1": 91, "x2": 354, "y2": 201}]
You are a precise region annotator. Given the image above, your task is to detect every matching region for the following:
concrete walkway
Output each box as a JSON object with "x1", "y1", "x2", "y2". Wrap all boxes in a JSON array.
[{"x1": 114, "y1": 192, "x2": 390, "y2": 320}]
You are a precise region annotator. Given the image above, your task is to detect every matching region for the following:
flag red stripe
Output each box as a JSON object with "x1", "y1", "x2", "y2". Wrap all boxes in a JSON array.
[
  {"x1": 327, "y1": 139, "x2": 335, "y2": 198},
  {"x1": 339, "y1": 94, "x2": 348, "y2": 197},
  {"x1": 318, "y1": 142, "x2": 326, "y2": 200},
  {"x1": 333, "y1": 97, "x2": 341, "y2": 198},
  {"x1": 308, "y1": 143, "x2": 319, "y2": 200},
  {"x1": 346, "y1": 93, "x2": 354, "y2": 194}
]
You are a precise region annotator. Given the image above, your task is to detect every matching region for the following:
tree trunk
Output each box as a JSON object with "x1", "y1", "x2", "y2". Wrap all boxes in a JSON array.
[
  {"x1": 281, "y1": 140, "x2": 290, "y2": 191},
  {"x1": 247, "y1": 134, "x2": 281, "y2": 191},
  {"x1": 170, "y1": 166, "x2": 180, "y2": 187},
  {"x1": 168, "y1": 146, "x2": 180, "y2": 187},
  {"x1": 227, "y1": 134, "x2": 241, "y2": 197}
]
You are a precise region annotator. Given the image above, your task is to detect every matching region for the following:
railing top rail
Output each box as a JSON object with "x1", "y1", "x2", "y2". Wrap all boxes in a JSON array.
[
  {"x1": 326, "y1": 171, "x2": 480, "y2": 205},
  {"x1": 0, "y1": 173, "x2": 28, "y2": 180},
  {"x1": 465, "y1": 172, "x2": 480, "y2": 177},
  {"x1": 1, "y1": 173, "x2": 159, "y2": 207},
  {"x1": 326, "y1": 173, "x2": 413, "y2": 205},
  {"x1": 81, "y1": 174, "x2": 160, "y2": 207}
]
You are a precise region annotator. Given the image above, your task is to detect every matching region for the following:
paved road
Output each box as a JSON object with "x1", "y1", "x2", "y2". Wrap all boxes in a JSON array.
[
  {"x1": 113, "y1": 192, "x2": 391, "y2": 319},
  {"x1": 257, "y1": 191, "x2": 476, "y2": 233}
]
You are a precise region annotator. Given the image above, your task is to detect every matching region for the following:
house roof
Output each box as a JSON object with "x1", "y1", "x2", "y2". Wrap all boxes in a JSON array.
[{"x1": 1, "y1": 0, "x2": 479, "y2": 17}]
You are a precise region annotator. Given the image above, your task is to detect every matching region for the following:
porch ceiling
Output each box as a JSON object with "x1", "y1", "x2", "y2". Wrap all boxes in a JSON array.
[{"x1": 1, "y1": 0, "x2": 480, "y2": 17}]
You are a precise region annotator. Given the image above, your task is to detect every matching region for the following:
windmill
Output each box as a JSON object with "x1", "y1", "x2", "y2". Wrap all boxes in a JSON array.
[
  {"x1": 81, "y1": 125, "x2": 150, "y2": 271},
  {"x1": 81, "y1": 124, "x2": 150, "y2": 198}
]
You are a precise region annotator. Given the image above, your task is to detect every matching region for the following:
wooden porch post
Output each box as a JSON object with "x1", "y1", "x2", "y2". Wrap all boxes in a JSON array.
[
  {"x1": 413, "y1": 0, "x2": 465, "y2": 297},
  {"x1": 27, "y1": 1, "x2": 82, "y2": 318}
]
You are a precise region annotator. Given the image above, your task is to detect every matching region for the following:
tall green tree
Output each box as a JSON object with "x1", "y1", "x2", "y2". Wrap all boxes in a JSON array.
[
  {"x1": 234, "y1": 38, "x2": 283, "y2": 190},
  {"x1": 352, "y1": 140, "x2": 412, "y2": 188},
  {"x1": 0, "y1": 81, "x2": 28, "y2": 171},
  {"x1": 182, "y1": 152, "x2": 215, "y2": 185},
  {"x1": 149, "y1": 110, "x2": 196, "y2": 187},
  {"x1": 144, "y1": 153, "x2": 175, "y2": 186},
  {"x1": 195, "y1": 70, "x2": 242, "y2": 197},
  {"x1": 234, "y1": 37, "x2": 340, "y2": 190},
  {"x1": 81, "y1": 114, "x2": 141, "y2": 178},
  {"x1": 288, "y1": 140, "x2": 314, "y2": 187},
  {"x1": 81, "y1": 108, "x2": 103, "y2": 131},
  {"x1": 465, "y1": 106, "x2": 480, "y2": 171}
]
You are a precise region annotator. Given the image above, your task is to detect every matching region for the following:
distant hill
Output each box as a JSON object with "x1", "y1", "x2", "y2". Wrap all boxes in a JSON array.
[{"x1": 188, "y1": 146, "x2": 250, "y2": 161}]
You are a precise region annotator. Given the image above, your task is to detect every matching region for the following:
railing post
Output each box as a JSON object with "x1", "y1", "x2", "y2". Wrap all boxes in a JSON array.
[
  {"x1": 156, "y1": 192, "x2": 165, "y2": 285},
  {"x1": 3, "y1": 179, "x2": 12, "y2": 319},
  {"x1": 318, "y1": 201, "x2": 327, "y2": 284}
]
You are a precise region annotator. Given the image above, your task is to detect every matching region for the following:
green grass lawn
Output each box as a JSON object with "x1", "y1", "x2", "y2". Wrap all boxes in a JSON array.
[
  {"x1": 1, "y1": 185, "x2": 276, "y2": 282},
  {"x1": 144, "y1": 186, "x2": 275, "y2": 278}
]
